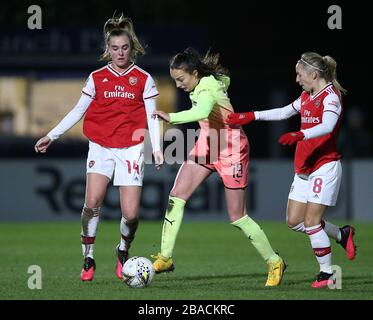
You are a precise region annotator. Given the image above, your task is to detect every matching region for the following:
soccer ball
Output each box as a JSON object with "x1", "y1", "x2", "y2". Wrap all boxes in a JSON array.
[{"x1": 121, "y1": 256, "x2": 155, "y2": 288}]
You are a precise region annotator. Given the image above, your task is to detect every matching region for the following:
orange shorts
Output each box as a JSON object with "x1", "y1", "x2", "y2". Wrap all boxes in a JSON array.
[{"x1": 188, "y1": 128, "x2": 249, "y2": 189}]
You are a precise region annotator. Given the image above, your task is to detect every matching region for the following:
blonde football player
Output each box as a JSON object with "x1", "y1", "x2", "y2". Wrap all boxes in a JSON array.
[
  {"x1": 35, "y1": 15, "x2": 163, "y2": 281},
  {"x1": 227, "y1": 52, "x2": 356, "y2": 288}
]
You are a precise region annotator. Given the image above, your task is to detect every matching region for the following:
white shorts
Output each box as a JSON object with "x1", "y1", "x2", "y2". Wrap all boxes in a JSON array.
[
  {"x1": 288, "y1": 160, "x2": 342, "y2": 206},
  {"x1": 86, "y1": 141, "x2": 144, "y2": 186}
]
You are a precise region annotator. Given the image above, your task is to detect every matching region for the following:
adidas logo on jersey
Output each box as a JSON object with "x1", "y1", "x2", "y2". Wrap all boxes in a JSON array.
[{"x1": 102, "y1": 78, "x2": 109, "y2": 82}]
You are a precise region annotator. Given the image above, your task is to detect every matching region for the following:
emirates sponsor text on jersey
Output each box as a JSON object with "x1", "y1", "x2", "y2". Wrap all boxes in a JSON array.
[
  {"x1": 301, "y1": 116, "x2": 320, "y2": 124},
  {"x1": 104, "y1": 85, "x2": 135, "y2": 99},
  {"x1": 301, "y1": 109, "x2": 320, "y2": 124}
]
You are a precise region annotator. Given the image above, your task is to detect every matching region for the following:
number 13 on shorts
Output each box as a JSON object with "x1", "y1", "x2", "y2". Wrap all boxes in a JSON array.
[{"x1": 233, "y1": 163, "x2": 243, "y2": 178}]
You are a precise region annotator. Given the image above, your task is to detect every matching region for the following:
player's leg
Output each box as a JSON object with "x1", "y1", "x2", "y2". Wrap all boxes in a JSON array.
[
  {"x1": 335, "y1": 224, "x2": 356, "y2": 260},
  {"x1": 113, "y1": 143, "x2": 144, "y2": 278},
  {"x1": 226, "y1": 188, "x2": 279, "y2": 263},
  {"x1": 115, "y1": 186, "x2": 142, "y2": 278},
  {"x1": 287, "y1": 172, "x2": 354, "y2": 255},
  {"x1": 152, "y1": 160, "x2": 212, "y2": 273},
  {"x1": 225, "y1": 188, "x2": 286, "y2": 286},
  {"x1": 320, "y1": 220, "x2": 356, "y2": 257},
  {"x1": 309, "y1": 161, "x2": 356, "y2": 260},
  {"x1": 287, "y1": 174, "x2": 308, "y2": 233},
  {"x1": 80, "y1": 141, "x2": 112, "y2": 281},
  {"x1": 304, "y1": 202, "x2": 336, "y2": 288},
  {"x1": 286, "y1": 198, "x2": 339, "y2": 237},
  {"x1": 81, "y1": 172, "x2": 110, "y2": 281},
  {"x1": 219, "y1": 131, "x2": 286, "y2": 286},
  {"x1": 305, "y1": 163, "x2": 343, "y2": 287},
  {"x1": 288, "y1": 201, "x2": 350, "y2": 245}
]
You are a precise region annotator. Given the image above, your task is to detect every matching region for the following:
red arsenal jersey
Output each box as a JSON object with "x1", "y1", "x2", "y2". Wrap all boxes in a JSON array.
[
  {"x1": 292, "y1": 83, "x2": 342, "y2": 174},
  {"x1": 81, "y1": 63, "x2": 159, "y2": 148}
]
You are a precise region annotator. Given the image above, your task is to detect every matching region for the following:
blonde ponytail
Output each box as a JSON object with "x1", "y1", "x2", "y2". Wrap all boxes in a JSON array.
[
  {"x1": 100, "y1": 14, "x2": 145, "y2": 62},
  {"x1": 299, "y1": 52, "x2": 347, "y2": 95},
  {"x1": 323, "y1": 55, "x2": 347, "y2": 95}
]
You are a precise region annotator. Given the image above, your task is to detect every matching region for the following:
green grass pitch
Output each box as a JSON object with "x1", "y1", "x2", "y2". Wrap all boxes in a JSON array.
[{"x1": 0, "y1": 220, "x2": 372, "y2": 300}]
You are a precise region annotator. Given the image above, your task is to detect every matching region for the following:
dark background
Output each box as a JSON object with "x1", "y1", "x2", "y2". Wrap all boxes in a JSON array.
[{"x1": 0, "y1": 0, "x2": 371, "y2": 159}]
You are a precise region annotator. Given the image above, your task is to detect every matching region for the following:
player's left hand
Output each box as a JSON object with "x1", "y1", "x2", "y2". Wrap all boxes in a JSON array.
[
  {"x1": 152, "y1": 111, "x2": 170, "y2": 122},
  {"x1": 153, "y1": 150, "x2": 164, "y2": 170},
  {"x1": 278, "y1": 131, "x2": 304, "y2": 145}
]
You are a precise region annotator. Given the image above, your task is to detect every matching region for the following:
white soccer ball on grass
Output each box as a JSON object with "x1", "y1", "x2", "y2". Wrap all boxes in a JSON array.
[{"x1": 121, "y1": 256, "x2": 155, "y2": 288}]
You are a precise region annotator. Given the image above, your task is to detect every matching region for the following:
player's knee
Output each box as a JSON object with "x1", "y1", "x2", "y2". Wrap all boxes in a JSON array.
[
  {"x1": 84, "y1": 198, "x2": 102, "y2": 209},
  {"x1": 286, "y1": 217, "x2": 306, "y2": 232},
  {"x1": 120, "y1": 203, "x2": 139, "y2": 220},
  {"x1": 304, "y1": 216, "x2": 321, "y2": 228}
]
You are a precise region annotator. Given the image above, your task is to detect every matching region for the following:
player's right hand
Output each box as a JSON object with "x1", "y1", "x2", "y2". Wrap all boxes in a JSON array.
[
  {"x1": 152, "y1": 110, "x2": 170, "y2": 122},
  {"x1": 34, "y1": 136, "x2": 52, "y2": 153},
  {"x1": 153, "y1": 150, "x2": 164, "y2": 170},
  {"x1": 226, "y1": 111, "x2": 255, "y2": 126}
]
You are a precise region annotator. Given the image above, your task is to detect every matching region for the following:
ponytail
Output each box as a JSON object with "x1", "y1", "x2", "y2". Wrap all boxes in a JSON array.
[
  {"x1": 299, "y1": 52, "x2": 347, "y2": 95},
  {"x1": 100, "y1": 14, "x2": 145, "y2": 62},
  {"x1": 170, "y1": 47, "x2": 229, "y2": 79}
]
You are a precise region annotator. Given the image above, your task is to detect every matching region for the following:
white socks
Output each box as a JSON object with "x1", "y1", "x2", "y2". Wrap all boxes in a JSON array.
[
  {"x1": 81, "y1": 205, "x2": 100, "y2": 258},
  {"x1": 305, "y1": 224, "x2": 332, "y2": 274},
  {"x1": 119, "y1": 216, "x2": 139, "y2": 251}
]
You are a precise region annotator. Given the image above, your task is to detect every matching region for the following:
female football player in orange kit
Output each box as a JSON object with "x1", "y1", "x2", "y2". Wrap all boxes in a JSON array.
[{"x1": 151, "y1": 47, "x2": 286, "y2": 286}]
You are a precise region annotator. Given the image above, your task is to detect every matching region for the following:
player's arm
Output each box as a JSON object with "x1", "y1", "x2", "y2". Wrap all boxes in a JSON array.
[
  {"x1": 144, "y1": 97, "x2": 161, "y2": 152},
  {"x1": 279, "y1": 94, "x2": 341, "y2": 145},
  {"x1": 47, "y1": 94, "x2": 92, "y2": 140},
  {"x1": 226, "y1": 98, "x2": 300, "y2": 126},
  {"x1": 301, "y1": 94, "x2": 341, "y2": 140},
  {"x1": 255, "y1": 102, "x2": 300, "y2": 121},
  {"x1": 168, "y1": 90, "x2": 215, "y2": 124},
  {"x1": 34, "y1": 94, "x2": 92, "y2": 153},
  {"x1": 144, "y1": 97, "x2": 164, "y2": 170}
]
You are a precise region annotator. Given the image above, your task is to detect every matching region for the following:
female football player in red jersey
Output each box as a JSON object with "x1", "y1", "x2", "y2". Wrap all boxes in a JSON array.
[
  {"x1": 226, "y1": 52, "x2": 356, "y2": 288},
  {"x1": 34, "y1": 15, "x2": 164, "y2": 281},
  {"x1": 150, "y1": 47, "x2": 286, "y2": 286}
]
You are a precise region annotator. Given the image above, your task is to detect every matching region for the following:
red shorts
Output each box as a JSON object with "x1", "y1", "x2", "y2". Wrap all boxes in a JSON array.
[{"x1": 188, "y1": 128, "x2": 249, "y2": 189}]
